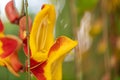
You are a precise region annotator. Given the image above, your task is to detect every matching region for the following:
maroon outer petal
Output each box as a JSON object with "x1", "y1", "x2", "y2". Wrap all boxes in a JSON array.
[
  {"x1": 30, "y1": 58, "x2": 40, "y2": 68},
  {"x1": 0, "y1": 37, "x2": 18, "y2": 58},
  {"x1": 22, "y1": 38, "x2": 31, "y2": 56},
  {"x1": 30, "y1": 58, "x2": 46, "y2": 80}
]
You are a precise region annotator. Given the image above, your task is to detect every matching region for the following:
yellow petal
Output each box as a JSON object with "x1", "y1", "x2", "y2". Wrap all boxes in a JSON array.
[
  {"x1": 44, "y1": 36, "x2": 77, "y2": 80},
  {"x1": 0, "y1": 59, "x2": 5, "y2": 66},
  {"x1": 30, "y1": 4, "x2": 56, "y2": 62},
  {"x1": 31, "y1": 51, "x2": 48, "y2": 62},
  {"x1": 0, "y1": 41, "x2": 4, "y2": 55},
  {"x1": 0, "y1": 33, "x2": 4, "y2": 37}
]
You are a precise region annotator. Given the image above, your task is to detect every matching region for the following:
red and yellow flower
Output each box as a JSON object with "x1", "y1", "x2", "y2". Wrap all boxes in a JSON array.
[
  {"x1": 29, "y1": 4, "x2": 77, "y2": 80},
  {"x1": 0, "y1": 19, "x2": 22, "y2": 76}
]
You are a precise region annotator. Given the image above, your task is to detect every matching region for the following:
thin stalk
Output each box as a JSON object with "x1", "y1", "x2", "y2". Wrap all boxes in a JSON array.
[
  {"x1": 21, "y1": 0, "x2": 25, "y2": 16},
  {"x1": 69, "y1": 0, "x2": 81, "y2": 80},
  {"x1": 24, "y1": 0, "x2": 31, "y2": 80},
  {"x1": 101, "y1": 0, "x2": 111, "y2": 78}
]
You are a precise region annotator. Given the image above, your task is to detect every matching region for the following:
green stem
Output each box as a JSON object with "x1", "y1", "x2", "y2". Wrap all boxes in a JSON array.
[
  {"x1": 24, "y1": 0, "x2": 31, "y2": 80},
  {"x1": 69, "y1": 0, "x2": 81, "y2": 80}
]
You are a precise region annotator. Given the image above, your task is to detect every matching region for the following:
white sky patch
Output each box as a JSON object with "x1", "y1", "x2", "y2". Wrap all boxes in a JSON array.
[
  {"x1": 0, "y1": 0, "x2": 10, "y2": 22},
  {"x1": 0, "y1": 0, "x2": 65, "y2": 22},
  {"x1": 28, "y1": 0, "x2": 49, "y2": 14}
]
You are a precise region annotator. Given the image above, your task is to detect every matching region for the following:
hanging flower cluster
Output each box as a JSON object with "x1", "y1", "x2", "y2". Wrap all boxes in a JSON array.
[{"x1": 1, "y1": 0, "x2": 78, "y2": 80}]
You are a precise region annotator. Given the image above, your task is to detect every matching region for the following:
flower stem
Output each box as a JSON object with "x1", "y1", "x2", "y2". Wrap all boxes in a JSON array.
[
  {"x1": 24, "y1": 0, "x2": 31, "y2": 80},
  {"x1": 69, "y1": 0, "x2": 81, "y2": 80},
  {"x1": 101, "y1": 0, "x2": 111, "y2": 79}
]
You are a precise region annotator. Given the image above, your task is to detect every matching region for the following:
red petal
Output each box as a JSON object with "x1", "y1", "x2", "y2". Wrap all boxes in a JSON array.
[
  {"x1": 30, "y1": 58, "x2": 46, "y2": 80},
  {"x1": 41, "y1": 4, "x2": 45, "y2": 9},
  {"x1": 30, "y1": 58, "x2": 40, "y2": 68},
  {"x1": 0, "y1": 19, "x2": 4, "y2": 33},
  {"x1": 0, "y1": 37, "x2": 18, "y2": 58},
  {"x1": 9, "y1": 51, "x2": 23, "y2": 72},
  {"x1": 48, "y1": 37, "x2": 61, "y2": 56},
  {"x1": 23, "y1": 38, "x2": 31, "y2": 56},
  {"x1": 5, "y1": 1, "x2": 19, "y2": 24},
  {"x1": 19, "y1": 16, "x2": 32, "y2": 40}
]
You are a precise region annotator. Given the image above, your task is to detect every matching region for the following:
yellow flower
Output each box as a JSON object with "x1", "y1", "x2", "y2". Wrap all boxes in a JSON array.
[{"x1": 30, "y1": 4, "x2": 77, "y2": 80}]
